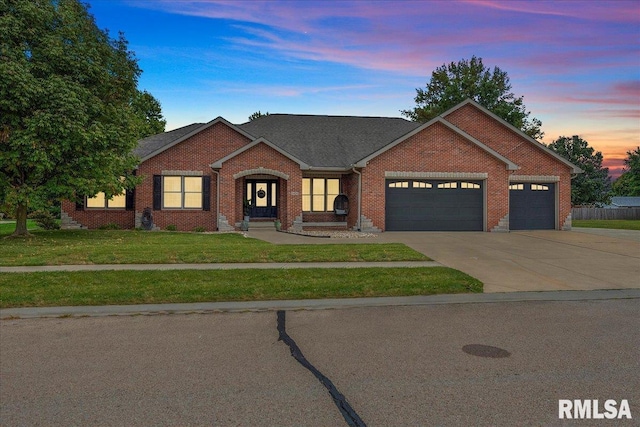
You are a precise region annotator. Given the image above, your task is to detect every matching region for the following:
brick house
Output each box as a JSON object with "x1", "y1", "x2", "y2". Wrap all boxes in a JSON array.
[{"x1": 61, "y1": 99, "x2": 581, "y2": 232}]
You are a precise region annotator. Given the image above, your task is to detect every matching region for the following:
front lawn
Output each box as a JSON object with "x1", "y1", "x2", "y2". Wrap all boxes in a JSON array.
[
  {"x1": 572, "y1": 219, "x2": 640, "y2": 231},
  {"x1": 0, "y1": 230, "x2": 428, "y2": 266},
  {"x1": 0, "y1": 220, "x2": 41, "y2": 234},
  {"x1": 0, "y1": 267, "x2": 482, "y2": 308}
]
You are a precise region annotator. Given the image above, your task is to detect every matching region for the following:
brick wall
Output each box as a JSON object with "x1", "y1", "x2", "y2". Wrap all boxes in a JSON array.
[
  {"x1": 61, "y1": 200, "x2": 134, "y2": 229},
  {"x1": 64, "y1": 121, "x2": 252, "y2": 231},
  {"x1": 218, "y1": 142, "x2": 303, "y2": 230},
  {"x1": 134, "y1": 121, "x2": 251, "y2": 232},
  {"x1": 362, "y1": 121, "x2": 511, "y2": 231},
  {"x1": 343, "y1": 173, "x2": 359, "y2": 229},
  {"x1": 445, "y1": 104, "x2": 573, "y2": 228}
]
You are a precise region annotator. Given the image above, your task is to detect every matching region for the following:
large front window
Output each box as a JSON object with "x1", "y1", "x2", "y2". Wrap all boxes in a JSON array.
[
  {"x1": 163, "y1": 176, "x2": 202, "y2": 209},
  {"x1": 302, "y1": 178, "x2": 340, "y2": 212}
]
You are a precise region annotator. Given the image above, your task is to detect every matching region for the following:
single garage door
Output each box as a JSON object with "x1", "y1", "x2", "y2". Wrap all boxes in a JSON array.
[
  {"x1": 509, "y1": 183, "x2": 555, "y2": 230},
  {"x1": 385, "y1": 179, "x2": 483, "y2": 231}
]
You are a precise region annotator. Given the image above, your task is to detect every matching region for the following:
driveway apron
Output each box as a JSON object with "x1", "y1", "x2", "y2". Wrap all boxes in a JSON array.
[{"x1": 375, "y1": 230, "x2": 640, "y2": 293}]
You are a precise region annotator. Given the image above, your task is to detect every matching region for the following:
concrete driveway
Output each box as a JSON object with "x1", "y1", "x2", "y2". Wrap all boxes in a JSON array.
[{"x1": 377, "y1": 229, "x2": 640, "y2": 293}]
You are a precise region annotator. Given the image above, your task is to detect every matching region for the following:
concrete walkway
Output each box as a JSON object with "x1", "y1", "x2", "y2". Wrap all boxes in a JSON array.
[{"x1": 0, "y1": 260, "x2": 440, "y2": 273}]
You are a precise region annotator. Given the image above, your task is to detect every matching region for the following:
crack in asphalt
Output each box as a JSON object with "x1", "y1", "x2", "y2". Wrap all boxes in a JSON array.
[{"x1": 276, "y1": 310, "x2": 367, "y2": 427}]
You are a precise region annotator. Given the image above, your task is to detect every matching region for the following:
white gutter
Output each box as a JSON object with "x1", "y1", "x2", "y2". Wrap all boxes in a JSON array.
[{"x1": 351, "y1": 166, "x2": 362, "y2": 231}]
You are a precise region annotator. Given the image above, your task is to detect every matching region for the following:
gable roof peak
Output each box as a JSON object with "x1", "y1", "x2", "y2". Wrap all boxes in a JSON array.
[
  {"x1": 440, "y1": 99, "x2": 582, "y2": 174},
  {"x1": 135, "y1": 117, "x2": 255, "y2": 162}
]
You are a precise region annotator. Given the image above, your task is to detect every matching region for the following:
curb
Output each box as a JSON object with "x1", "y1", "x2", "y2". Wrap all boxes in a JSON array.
[{"x1": 2, "y1": 289, "x2": 638, "y2": 319}]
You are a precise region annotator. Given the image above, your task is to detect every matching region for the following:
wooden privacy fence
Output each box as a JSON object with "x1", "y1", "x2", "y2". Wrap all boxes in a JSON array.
[{"x1": 572, "y1": 208, "x2": 640, "y2": 220}]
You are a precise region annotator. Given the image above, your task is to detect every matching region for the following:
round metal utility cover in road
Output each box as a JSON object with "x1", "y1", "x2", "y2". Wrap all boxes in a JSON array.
[{"x1": 462, "y1": 344, "x2": 511, "y2": 358}]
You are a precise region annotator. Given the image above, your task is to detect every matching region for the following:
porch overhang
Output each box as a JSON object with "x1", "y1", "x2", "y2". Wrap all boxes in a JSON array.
[
  {"x1": 210, "y1": 137, "x2": 311, "y2": 170},
  {"x1": 233, "y1": 168, "x2": 289, "y2": 180}
]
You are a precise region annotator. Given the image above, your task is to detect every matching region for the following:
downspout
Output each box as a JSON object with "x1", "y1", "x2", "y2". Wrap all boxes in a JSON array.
[
  {"x1": 351, "y1": 166, "x2": 362, "y2": 231},
  {"x1": 212, "y1": 169, "x2": 220, "y2": 231}
]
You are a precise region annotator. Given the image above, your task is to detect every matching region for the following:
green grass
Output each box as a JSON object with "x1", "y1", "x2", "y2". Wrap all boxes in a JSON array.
[
  {"x1": 0, "y1": 230, "x2": 428, "y2": 266},
  {"x1": 572, "y1": 219, "x2": 640, "y2": 231},
  {"x1": 0, "y1": 220, "x2": 40, "y2": 234},
  {"x1": 0, "y1": 267, "x2": 482, "y2": 308}
]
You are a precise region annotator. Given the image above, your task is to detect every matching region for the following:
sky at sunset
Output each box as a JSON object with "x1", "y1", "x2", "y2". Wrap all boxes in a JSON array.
[{"x1": 85, "y1": 0, "x2": 640, "y2": 178}]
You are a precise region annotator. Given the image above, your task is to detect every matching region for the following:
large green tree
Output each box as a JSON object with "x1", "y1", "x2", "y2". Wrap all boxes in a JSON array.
[
  {"x1": 0, "y1": 0, "x2": 153, "y2": 236},
  {"x1": 402, "y1": 56, "x2": 543, "y2": 140},
  {"x1": 547, "y1": 136, "x2": 611, "y2": 206},
  {"x1": 611, "y1": 147, "x2": 640, "y2": 196},
  {"x1": 132, "y1": 90, "x2": 166, "y2": 138}
]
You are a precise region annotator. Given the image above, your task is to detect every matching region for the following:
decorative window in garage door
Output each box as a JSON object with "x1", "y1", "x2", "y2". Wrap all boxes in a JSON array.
[
  {"x1": 388, "y1": 181, "x2": 409, "y2": 188},
  {"x1": 460, "y1": 182, "x2": 481, "y2": 189},
  {"x1": 435, "y1": 182, "x2": 480, "y2": 189},
  {"x1": 412, "y1": 181, "x2": 433, "y2": 188},
  {"x1": 437, "y1": 182, "x2": 457, "y2": 189},
  {"x1": 531, "y1": 184, "x2": 549, "y2": 191},
  {"x1": 509, "y1": 184, "x2": 524, "y2": 190}
]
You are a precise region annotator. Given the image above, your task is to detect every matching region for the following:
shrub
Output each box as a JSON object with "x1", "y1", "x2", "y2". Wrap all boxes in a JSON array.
[
  {"x1": 98, "y1": 222, "x2": 121, "y2": 230},
  {"x1": 192, "y1": 226, "x2": 206, "y2": 233},
  {"x1": 28, "y1": 210, "x2": 60, "y2": 230},
  {"x1": 165, "y1": 224, "x2": 177, "y2": 231}
]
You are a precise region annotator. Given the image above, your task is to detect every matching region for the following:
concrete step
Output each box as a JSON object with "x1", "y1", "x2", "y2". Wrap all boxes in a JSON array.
[
  {"x1": 246, "y1": 221, "x2": 278, "y2": 229},
  {"x1": 301, "y1": 222, "x2": 348, "y2": 227}
]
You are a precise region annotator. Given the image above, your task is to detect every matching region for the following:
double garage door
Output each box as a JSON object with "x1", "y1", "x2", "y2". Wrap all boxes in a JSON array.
[
  {"x1": 385, "y1": 179, "x2": 556, "y2": 231},
  {"x1": 385, "y1": 179, "x2": 484, "y2": 231}
]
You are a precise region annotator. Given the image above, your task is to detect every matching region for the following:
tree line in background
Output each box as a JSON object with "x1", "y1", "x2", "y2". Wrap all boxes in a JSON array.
[
  {"x1": 611, "y1": 147, "x2": 640, "y2": 197},
  {"x1": 1, "y1": 5, "x2": 636, "y2": 238}
]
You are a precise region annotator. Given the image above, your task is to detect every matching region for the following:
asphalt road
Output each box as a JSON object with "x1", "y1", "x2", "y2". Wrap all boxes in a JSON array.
[{"x1": 1, "y1": 299, "x2": 639, "y2": 426}]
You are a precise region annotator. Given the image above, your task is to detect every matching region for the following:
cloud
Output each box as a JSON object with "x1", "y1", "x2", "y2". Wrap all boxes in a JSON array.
[
  {"x1": 463, "y1": 0, "x2": 640, "y2": 23},
  {"x1": 533, "y1": 80, "x2": 640, "y2": 121},
  {"x1": 205, "y1": 81, "x2": 376, "y2": 98},
  {"x1": 612, "y1": 81, "x2": 640, "y2": 100},
  {"x1": 126, "y1": 0, "x2": 638, "y2": 82}
]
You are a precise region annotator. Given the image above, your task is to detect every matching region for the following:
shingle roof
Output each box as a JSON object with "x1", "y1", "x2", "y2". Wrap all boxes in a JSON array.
[
  {"x1": 132, "y1": 102, "x2": 580, "y2": 173},
  {"x1": 611, "y1": 196, "x2": 640, "y2": 207},
  {"x1": 133, "y1": 123, "x2": 205, "y2": 159},
  {"x1": 237, "y1": 114, "x2": 421, "y2": 168}
]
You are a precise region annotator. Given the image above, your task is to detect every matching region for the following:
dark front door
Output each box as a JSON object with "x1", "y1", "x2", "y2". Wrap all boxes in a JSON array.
[{"x1": 246, "y1": 180, "x2": 277, "y2": 218}]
